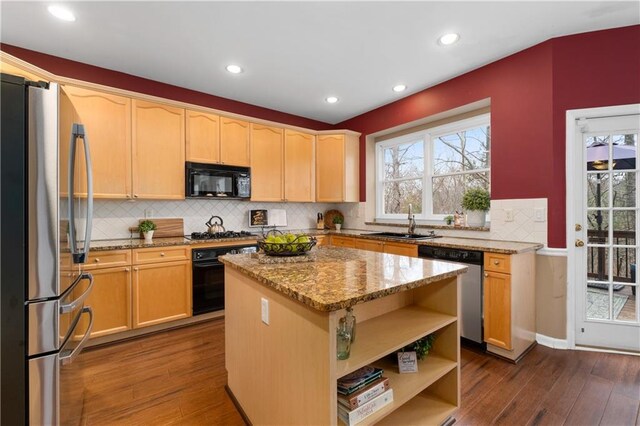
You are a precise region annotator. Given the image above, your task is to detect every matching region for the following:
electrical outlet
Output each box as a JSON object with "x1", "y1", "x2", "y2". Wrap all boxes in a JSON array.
[
  {"x1": 144, "y1": 208, "x2": 154, "y2": 219},
  {"x1": 534, "y1": 207, "x2": 546, "y2": 222},
  {"x1": 505, "y1": 209, "x2": 514, "y2": 222},
  {"x1": 261, "y1": 298, "x2": 269, "y2": 325}
]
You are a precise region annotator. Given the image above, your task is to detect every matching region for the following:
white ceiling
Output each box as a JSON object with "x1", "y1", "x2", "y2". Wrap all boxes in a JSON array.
[{"x1": 1, "y1": 1, "x2": 638, "y2": 124}]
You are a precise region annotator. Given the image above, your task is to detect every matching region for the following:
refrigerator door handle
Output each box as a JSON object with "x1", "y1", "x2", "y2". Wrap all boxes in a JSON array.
[
  {"x1": 67, "y1": 123, "x2": 93, "y2": 264},
  {"x1": 59, "y1": 306, "x2": 93, "y2": 366},
  {"x1": 59, "y1": 273, "x2": 94, "y2": 314}
]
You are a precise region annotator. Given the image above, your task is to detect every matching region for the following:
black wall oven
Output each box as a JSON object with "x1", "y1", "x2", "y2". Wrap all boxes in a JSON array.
[{"x1": 192, "y1": 244, "x2": 257, "y2": 315}]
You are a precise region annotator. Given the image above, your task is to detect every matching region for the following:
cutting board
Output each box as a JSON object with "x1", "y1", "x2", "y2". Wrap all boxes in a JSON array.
[{"x1": 137, "y1": 218, "x2": 184, "y2": 238}]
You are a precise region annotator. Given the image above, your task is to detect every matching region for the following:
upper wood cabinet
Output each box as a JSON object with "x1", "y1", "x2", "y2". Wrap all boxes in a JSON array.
[
  {"x1": 0, "y1": 61, "x2": 44, "y2": 81},
  {"x1": 251, "y1": 124, "x2": 284, "y2": 201},
  {"x1": 186, "y1": 110, "x2": 220, "y2": 164},
  {"x1": 284, "y1": 130, "x2": 315, "y2": 202},
  {"x1": 220, "y1": 117, "x2": 251, "y2": 166},
  {"x1": 132, "y1": 100, "x2": 185, "y2": 199},
  {"x1": 316, "y1": 133, "x2": 359, "y2": 202},
  {"x1": 59, "y1": 86, "x2": 132, "y2": 199}
]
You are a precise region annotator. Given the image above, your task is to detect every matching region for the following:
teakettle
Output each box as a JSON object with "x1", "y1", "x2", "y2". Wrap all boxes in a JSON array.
[{"x1": 205, "y1": 215, "x2": 225, "y2": 233}]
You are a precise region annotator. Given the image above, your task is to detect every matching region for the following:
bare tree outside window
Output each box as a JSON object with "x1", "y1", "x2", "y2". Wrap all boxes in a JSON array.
[
  {"x1": 432, "y1": 126, "x2": 491, "y2": 214},
  {"x1": 376, "y1": 115, "x2": 491, "y2": 220},
  {"x1": 382, "y1": 140, "x2": 424, "y2": 214}
]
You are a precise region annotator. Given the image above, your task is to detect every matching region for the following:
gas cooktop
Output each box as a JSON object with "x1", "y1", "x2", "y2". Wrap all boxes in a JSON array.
[{"x1": 186, "y1": 231, "x2": 257, "y2": 240}]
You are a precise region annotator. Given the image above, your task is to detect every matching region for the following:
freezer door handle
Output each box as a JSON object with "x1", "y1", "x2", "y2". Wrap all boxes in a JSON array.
[
  {"x1": 60, "y1": 306, "x2": 93, "y2": 365},
  {"x1": 68, "y1": 123, "x2": 93, "y2": 264},
  {"x1": 59, "y1": 273, "x2": 94, "y2": 314}
]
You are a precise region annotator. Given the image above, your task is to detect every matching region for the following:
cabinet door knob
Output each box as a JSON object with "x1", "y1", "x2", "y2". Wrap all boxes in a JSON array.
[
  {"x1": 126, "y1": 194, "x2": 131, "y2": 199},
  {"x1": 134, "y1": 267, "x2": 139, "y2": 271},
  {"x1": 484, "y1": 272, "x2": 489, "y2": 277},
  {"x1": 493, "y1": 260, "x2": 500, "y2": 265},
  {"x1": 160, "y1": 252, "x2": 165, "y2": 256},
  {"x1": 125, "y1": 267, "x2": 130, "y2": 272},
  {"x1": 94, "y1": 258, "x2": 100, "y2": 263},
  {"x1": 134, "y1": 194, "x2": 139, "y2": 198}
]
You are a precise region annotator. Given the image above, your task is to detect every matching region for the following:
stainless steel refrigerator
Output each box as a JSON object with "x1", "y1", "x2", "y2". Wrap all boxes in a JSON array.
[{"x1": 1, "y1": 73, "x2": 95, "y2": 425}]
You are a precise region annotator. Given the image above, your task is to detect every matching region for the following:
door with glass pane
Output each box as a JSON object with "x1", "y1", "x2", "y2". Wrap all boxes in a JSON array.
[{"x1": 575, "y1": 114, "x2": 640, "y2": 352}]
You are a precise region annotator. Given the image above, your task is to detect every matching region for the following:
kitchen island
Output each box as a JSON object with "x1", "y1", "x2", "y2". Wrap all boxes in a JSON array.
[{"x1": 220, "y1": 246, "x2": 467, "y2": 425}]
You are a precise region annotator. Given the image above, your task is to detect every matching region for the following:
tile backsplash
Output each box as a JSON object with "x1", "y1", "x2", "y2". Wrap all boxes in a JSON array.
[
  {"x1": 92, "y1": 199, "x2": 340, "y2": 239},
  {"x1": 92, "y1": 197, "x2": 548, "y2": 246}
]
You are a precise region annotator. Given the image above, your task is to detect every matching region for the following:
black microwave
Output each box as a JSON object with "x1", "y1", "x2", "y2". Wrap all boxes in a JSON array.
[{"x1": 185, "y1": 162, "x2": 251, "y2": 199}]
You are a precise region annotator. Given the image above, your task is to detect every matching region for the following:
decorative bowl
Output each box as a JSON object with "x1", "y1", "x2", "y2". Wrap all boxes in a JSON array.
[{"x1": 258, "y1": 234, "x2": 317, "y2": 257}]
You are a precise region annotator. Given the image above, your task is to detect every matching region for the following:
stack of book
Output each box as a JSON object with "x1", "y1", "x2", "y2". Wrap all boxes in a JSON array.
[{"x1": 337, "y1": 366, "x2": 393, "y2": 425}]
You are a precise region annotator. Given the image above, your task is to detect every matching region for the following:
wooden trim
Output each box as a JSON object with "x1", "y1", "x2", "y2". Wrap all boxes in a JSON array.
[{"x1": 224, "y1": 385, "x2": 253, "y2": 426}]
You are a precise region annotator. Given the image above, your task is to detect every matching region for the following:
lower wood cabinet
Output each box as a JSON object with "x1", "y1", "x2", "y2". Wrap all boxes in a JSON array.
[
  {"x1": 482, "y1": 251, "x2": 535, "y2": 361},
  {"x1": 314, "y1": 235, "x2": 328, "y2": 246},
  {"x1": 132, "y1": 260, "x2": 192, "y2": 328},
  {"x1": 330, "y1": 235, "x2": 356, "y2": 248},
  {"x1": 355, "y1": 239, "x2": 384, "y2": 252},
  {"x1": 383, "y1": 241, "x2": 418, "y2": 257},
  {"x1": 483, "y1": 270, "x2": 512, "y2": 350},
  {"x1": 75, "y1": 266, "x2": 132, "y2": 338}
]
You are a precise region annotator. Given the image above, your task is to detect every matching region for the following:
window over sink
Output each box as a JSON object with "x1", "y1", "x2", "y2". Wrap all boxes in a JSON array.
[{"x1": 376, "y1": 114, "x2": 490, "y2": 221}]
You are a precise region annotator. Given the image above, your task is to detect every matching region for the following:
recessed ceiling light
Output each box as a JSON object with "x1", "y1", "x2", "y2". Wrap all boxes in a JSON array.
[
  {"x1": 226, "y1": 64, "x2": 243, "y2": 74},
  {"x1": 438, "y1": 33, "x2": 460, "y2": 46},
  {"x1": 48, "y1": 5, "x2": 76, "y2": 22},
  {"x1": 392, "y1": 84, "x2": 407, "y2": 93},
  {"x1": 325, "y1": 96, "x2": 339, "y2": 104}
]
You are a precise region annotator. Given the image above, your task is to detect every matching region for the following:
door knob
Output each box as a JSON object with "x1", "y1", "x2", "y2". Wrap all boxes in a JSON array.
[
  {"x1": 575, "y1": 224, "x2": 582, "y2": 231},
  {"x1": 575, "y1": 239, "x2": 585, "y2": 247}
]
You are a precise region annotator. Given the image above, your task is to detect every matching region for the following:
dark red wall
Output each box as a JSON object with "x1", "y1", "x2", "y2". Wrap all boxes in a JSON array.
[
  {"x1": 338, "y1": 25, "x2": 640, "y2": 248},
  {"x1": 0, "y1": 43, "x2": 333, "y2": 131}
]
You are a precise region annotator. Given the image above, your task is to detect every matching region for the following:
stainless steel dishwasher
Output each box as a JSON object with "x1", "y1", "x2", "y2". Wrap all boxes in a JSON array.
[{"x1": 418, "y1": 246, "x2": 485, "y2": 347}]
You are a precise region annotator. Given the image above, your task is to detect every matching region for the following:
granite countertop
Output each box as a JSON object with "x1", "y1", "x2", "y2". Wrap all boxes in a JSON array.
[
  {"x1": 86, "y1": 229, "x2": 542, "y2": 254},
  {"x1": 220, "y1": 246, "x2": 467, "y2": 312},
  {"x1": 88, "y1": 235, "x2": 259, "y2": 251},
  {"x1": 315, "y1": 229, "x2": 542, "y2": 254}
]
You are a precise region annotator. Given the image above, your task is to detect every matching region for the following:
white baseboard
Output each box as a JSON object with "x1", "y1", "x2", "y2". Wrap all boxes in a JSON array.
[{"x1": 536, "y1": 333, "x2": 569, "y2": 349}]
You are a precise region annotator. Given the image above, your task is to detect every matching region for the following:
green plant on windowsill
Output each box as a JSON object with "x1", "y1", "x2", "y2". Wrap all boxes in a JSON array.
[
  {"x1": 400, "y1": 333, "x2": 436, "y2": 360},
  {"x1": 444, "y1": 215, "x2": 454, "y2": 225},
  {"x1": 461, "y1": 188, "x2": 490, "y2": 211},
  {"x1": 138, "y1": 220, "x2": 157, "y2": 233}
]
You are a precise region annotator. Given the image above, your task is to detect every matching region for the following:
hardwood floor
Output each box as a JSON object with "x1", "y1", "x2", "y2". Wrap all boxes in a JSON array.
[{"x1": 70, "y1": 319, "x2": 640, "y2": 425}]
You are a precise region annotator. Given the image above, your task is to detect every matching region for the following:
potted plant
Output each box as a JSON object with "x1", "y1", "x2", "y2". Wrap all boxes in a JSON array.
[
  {"x1": 332, "y1": 215, "x2": 344, "y2": 231},
  {"x1": 444, "y1": 215, "x2": 454, "y2": 226},
  {"x1": 138, "y1": 220, "x2": 157, "y2": 243},
  {"x1": 461, "y1": 188, "x2": 490, "y2": 227},
  {"x1": 397, "y1": 334, "x2": 436, "y2": 362}
]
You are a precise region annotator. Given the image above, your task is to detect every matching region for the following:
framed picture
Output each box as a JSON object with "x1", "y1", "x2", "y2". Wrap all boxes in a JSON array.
[{"x1": 249, "y1": 209, "x2": 268, "y2": 227}]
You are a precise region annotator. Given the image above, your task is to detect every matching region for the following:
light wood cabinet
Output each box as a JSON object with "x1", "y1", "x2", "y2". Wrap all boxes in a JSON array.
[
  {"x1": 284, "y1": 130, "x2": 315, "y2": 202},
  {"x1": 186, "y1": 110, "x2": 220, "y2": 164},
  {"x1": 314, "y1": 235, "x2": 328, "y2": 246},
  {"x1": 132, "y1": 100, "x2": 185, "y2": 199},
  {"x1": 132, "y1": 245, "x2": 190, "y2": 265},
  {"x1": 59, "y1": 86, "x2": 132, "y2": 199},
  {"x1": 0, "y1": 61, "x2": 44, "y2": 81},
  {"x1": 384, "y1": 242, "x2": 418, "y2": 257},
  {"x1": 482, "y1": 251, "x2": 535, "y2": 361},
  {"x1": 316, "y1": 133, "x2": 359, "y2": 202},
  {"x1": 75, "y1": 266, "x2": 132, "y2": 338},
  {"x1": 330, "y1": 235, "x2": 356, "y2": 248},
  {"x1": 220, "y1": 117, "x2": 250, "y2": 166},
  {"x1": 355, "y1": 239, "x2": 384, "y2": 252},
  {"x1": 250, "y1": 124, "x2": 284, "y2": 201},
  {"x1": 84, "y1": 249, "x2": 132, "y2": 270},
  {"x1": 132, "y1": 260, "x2": 192, "y2": 328},
  {"x1": 483, "y1": 270, "x2": 512, "y2": 350}
]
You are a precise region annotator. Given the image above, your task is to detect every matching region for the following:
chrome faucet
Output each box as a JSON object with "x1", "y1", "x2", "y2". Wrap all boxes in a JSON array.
[{"x1": 408, "y1": 204, "x2": 416, "y2": 235}]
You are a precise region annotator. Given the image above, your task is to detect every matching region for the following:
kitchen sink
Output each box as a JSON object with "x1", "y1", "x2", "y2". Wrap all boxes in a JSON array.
[{"x1": 362, "y1": 232, "x2": 441, "y2": 240}]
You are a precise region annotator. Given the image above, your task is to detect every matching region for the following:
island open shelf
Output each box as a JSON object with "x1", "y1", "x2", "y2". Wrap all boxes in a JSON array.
[{"x1": 222, "y1": 247, "x2": 465, "y2": 426}]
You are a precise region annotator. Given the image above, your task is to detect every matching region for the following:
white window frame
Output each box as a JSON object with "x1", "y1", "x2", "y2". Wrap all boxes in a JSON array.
[{"x1": 375, "y1": 113, "x2": 491, "y2": 222}]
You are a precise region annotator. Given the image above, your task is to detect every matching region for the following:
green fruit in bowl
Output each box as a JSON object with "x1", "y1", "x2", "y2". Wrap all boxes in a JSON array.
[
  {"x1": 298, "y1": 235, "x2": 310, "y2": 243},
  {"x1": 285, "y1": 233, "x2": 297, "y2": 243}
]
